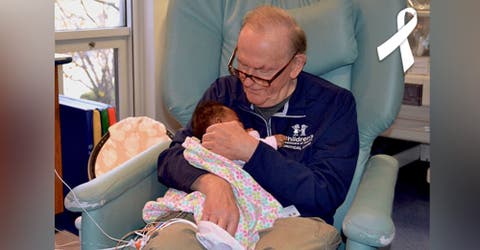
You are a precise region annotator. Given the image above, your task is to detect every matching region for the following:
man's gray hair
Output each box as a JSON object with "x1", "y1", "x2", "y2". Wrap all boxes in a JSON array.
[{"x1": 242, "y1": 5, "x2": 307, "y2": 55}]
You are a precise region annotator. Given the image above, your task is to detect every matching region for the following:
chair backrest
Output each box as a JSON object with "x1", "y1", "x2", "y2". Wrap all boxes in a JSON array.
[{"x1": 159, "y1": 0, "x2": 405, "y2": 231}]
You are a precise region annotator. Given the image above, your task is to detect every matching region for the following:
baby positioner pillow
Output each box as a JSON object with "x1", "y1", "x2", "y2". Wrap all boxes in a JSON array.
[{"x1": 95, "y1": 116, "x2": 170, "y2": 177}]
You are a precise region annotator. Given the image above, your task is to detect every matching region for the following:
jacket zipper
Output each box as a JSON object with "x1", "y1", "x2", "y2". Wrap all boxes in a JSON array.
[
  {"x1": 247, "y1": 110, "x2": 272, "y2": 136},
  {"x1": 239, "y1": 104, "x2": 307, "y2": 137}
]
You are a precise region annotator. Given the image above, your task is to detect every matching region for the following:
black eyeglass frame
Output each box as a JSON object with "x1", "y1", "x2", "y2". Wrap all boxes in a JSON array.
[{"x1": 227, "y1": 48, "x2": 297, "y2": 87}]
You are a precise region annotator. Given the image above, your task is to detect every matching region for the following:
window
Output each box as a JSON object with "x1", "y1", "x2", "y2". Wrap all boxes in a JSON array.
[
  {"x1": 61, "y1": 48, "x2": 117, "y2": 106},
  {"x1": 55, "y1": 0, "x2": 132, "y2": 118},
  {"x1": 55, "y1": 0, "x2": 125, "y2": 31}
]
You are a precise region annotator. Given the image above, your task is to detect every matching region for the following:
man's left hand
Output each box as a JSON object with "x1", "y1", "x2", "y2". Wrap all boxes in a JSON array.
[{"x1": 201, "y1": 121, "x2": 259, "y2": 162}]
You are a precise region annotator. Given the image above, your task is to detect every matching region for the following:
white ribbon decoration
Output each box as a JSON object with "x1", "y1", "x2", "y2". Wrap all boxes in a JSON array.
[{"x1": 377, "y1": 7, "x2": 418, "y2": 72}]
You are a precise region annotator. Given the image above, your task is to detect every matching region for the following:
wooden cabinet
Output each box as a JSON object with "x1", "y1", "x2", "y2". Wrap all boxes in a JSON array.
[{"x1": 55, "y1": 54, "x2": 72, "y2": 214}]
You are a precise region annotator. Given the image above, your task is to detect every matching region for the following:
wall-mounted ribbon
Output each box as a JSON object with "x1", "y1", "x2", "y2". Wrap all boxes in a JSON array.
[{"x1": 377, "y1": 7, "x2": 418, "y2": 72}]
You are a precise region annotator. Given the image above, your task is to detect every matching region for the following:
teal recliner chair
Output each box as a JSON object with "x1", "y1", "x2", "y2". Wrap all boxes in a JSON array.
[{"x1": 65, "y1": 0, "x2": 405, "y2": 249}]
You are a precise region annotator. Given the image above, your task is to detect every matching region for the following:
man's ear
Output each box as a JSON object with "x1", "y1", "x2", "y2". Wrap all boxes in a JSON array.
[{"x1": 290, "y1": 53, "x2": 307, "y2": 79}]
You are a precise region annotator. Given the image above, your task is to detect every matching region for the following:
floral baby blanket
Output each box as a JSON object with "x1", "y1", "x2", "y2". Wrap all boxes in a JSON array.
[{"x1": 143, "y1": 137, "x2": 283, "y2": 249}]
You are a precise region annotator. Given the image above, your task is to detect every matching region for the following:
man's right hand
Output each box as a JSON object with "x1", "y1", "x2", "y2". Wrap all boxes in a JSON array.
[{"x1": 191, "y1": 173, "x2": 240, "y2": 236}]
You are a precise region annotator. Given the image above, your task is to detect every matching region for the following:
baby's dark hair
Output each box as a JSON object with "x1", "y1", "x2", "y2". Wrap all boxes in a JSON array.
[{"x1": 191, "y1": 100, "x2": 230, "y2": 139}]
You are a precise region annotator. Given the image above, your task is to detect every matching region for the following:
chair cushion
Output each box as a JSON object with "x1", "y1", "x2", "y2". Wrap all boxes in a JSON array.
[{"x1": 286, "y1": 0, "x2": 358, "y2": 76}]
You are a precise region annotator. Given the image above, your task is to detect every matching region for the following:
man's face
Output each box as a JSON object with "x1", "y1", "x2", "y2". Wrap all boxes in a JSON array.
[{"x1": 236, "y1": 26, "x2": 297, "y2": 108}]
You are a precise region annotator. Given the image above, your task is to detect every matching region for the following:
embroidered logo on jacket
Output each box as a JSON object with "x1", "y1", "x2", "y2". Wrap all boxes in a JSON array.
[
  {"x1": 292, "y1": 124, "x2": 308, "y2": 137},
  {"x1": 284, "y1": 124, "x2": 313, "y2": 150}
]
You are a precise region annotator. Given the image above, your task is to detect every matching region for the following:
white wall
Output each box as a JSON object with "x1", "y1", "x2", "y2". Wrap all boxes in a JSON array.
[{"x1": 133, "y1": 0, "x2": 181, "y2": 132}]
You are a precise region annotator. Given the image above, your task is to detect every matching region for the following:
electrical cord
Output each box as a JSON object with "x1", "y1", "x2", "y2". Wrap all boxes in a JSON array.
[
  {"x1": 55, "y1": 170, "x2": 198, "y2": 249},
  {"x1": 54, "y1": 169, "x2": 129, "y2": 245}
]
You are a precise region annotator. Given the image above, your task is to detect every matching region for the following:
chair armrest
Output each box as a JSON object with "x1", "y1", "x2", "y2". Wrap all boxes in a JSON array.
[
  {"x1": 342, "y1": 154, "x2": 399, "y2": 248},
  {"x1": 64, "y1": 139, "x2": 171, "y2": 212}
]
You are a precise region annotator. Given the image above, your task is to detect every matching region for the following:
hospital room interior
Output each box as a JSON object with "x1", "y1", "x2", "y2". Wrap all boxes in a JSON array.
[{"x1": 50, "y1": 0, "x2": 432, "y2": 249}]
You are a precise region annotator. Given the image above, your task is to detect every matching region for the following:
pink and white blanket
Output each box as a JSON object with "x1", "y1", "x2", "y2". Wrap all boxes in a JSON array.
[{"x1": 143, "y1": 137, "x2": 283, "y2": 249}]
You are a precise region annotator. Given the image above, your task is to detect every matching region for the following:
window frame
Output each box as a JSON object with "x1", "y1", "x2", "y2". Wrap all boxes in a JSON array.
[{"x1": 54, "y1": 0, "x2": 134, "y2": 119}]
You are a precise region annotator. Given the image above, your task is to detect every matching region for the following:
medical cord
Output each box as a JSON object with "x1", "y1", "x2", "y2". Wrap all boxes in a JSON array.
[
  {"x1": 55, "y1": 169, "x2": 199, "y2": 250},
  {"x1": 114, "y1": 217, "x2": 198, "y2": 249},
  {"x1": 54, "y1": 169, "x2": 129, "y2": 245}
]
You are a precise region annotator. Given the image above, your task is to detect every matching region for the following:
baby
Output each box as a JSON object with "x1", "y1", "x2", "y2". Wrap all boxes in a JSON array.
[
  {"x1": 143, "y1": 101, "x2": 286, "y2": 249},
  {"x1": 191, "y1": 100, "x2": 287, "y2": 150}
]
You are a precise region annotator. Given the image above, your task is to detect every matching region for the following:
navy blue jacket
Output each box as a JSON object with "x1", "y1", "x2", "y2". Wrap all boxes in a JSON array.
[{"x1": 157, "y1": 71, "x2": 359, "y2": 224}]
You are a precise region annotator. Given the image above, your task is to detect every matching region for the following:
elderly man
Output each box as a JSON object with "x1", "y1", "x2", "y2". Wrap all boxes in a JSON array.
[{"x1": 146, "y1": 5, "x2": 359, "y2": 250}]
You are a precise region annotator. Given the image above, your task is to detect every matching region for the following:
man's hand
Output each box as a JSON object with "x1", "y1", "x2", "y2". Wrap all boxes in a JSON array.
[
  {"x1": 201, "y1": 120, "x2": 259, "y2": 162},
  {"x1": 191, "y1": 173, "x2": 239, "y2": 236}
]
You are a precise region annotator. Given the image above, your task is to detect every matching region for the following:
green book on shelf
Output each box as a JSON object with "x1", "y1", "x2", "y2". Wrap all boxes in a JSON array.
[{"x1": 100, "y1": 108, "x2": 110, "y2": 135}]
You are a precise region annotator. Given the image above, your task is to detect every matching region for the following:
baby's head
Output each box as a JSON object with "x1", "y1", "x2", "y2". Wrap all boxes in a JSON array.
[{"x1": 192, "y1": 101, "x2": 240, "y2": 139}]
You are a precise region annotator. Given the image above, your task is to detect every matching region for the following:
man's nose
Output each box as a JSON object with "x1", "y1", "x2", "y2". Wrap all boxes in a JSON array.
[{"x1": 242, "y1": 74, "x2": 256, "y2": 86}]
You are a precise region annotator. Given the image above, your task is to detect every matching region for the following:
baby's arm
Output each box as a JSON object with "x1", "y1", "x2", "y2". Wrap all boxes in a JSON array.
[
  {"x1": 260, "y1": 134, "x2": 286, "y2": 149},
  {"x1": 271, "y1": 134, "x2": 287, "y2": 148},
  {"x1": 246, "y1": 129, "x2": 286, "y2": 149}
]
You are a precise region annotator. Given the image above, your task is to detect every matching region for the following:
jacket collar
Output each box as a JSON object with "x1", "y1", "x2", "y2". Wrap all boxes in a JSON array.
[{"x1": 233, "y1": 71, "x2": 310, "y2": 116}]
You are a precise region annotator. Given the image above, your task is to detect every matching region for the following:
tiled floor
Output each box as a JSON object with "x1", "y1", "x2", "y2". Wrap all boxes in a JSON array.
[
  {"x1": 55, "y1": 230, "x2": 80, "y2": 250},
  {"x1": 55, "y1": 209, "x2": 81, "y2": 249}
]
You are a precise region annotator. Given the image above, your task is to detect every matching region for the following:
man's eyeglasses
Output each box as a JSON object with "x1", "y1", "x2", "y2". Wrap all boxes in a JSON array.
[{"x1": 227, "y1": 48, "x2": 297, "y2": 87}]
